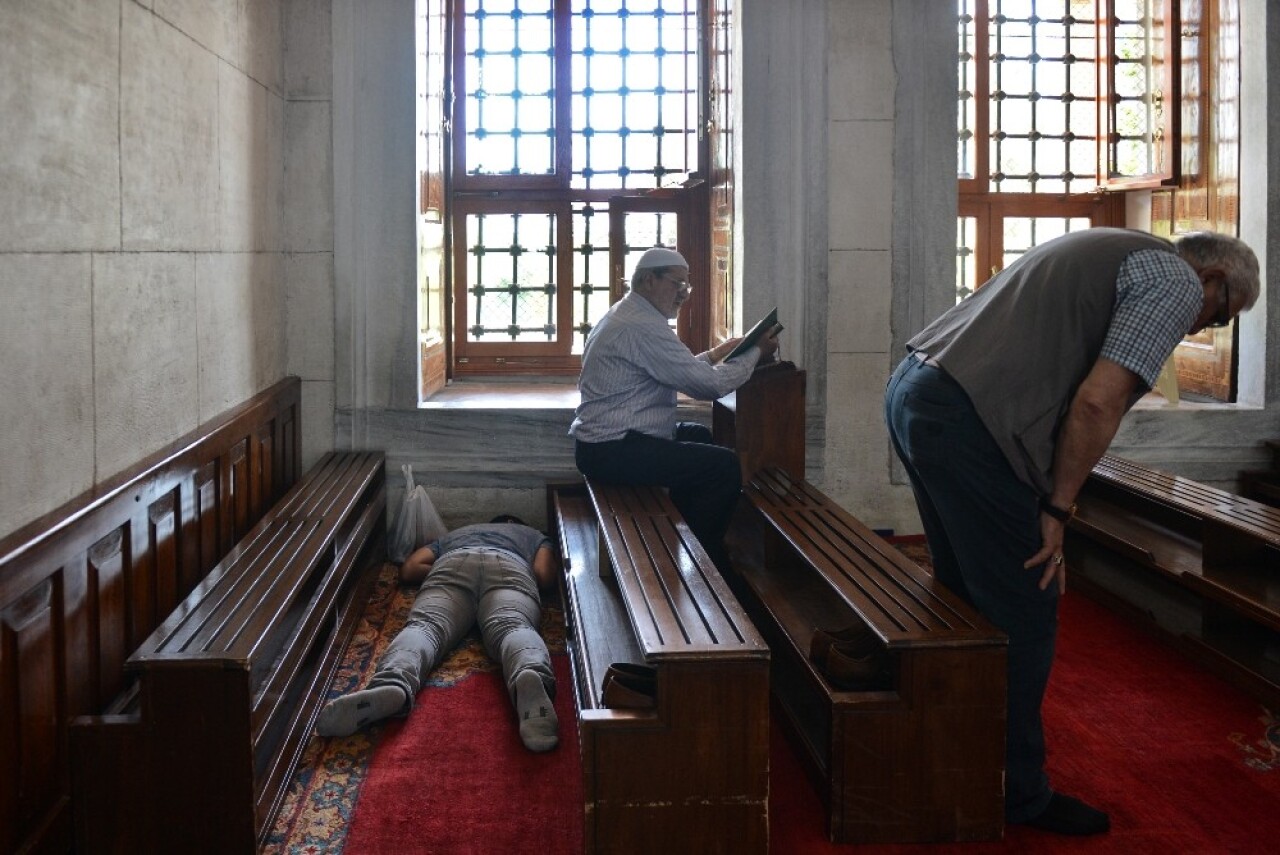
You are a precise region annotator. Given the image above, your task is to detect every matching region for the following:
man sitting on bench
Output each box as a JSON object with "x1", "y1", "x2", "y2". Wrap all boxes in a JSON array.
[
  {"x1": 317, "y1": 515, "x2": 562, "y2": 752},
  {"x1": 570, "y1": 246, "x2": 781, "y2": 570}
]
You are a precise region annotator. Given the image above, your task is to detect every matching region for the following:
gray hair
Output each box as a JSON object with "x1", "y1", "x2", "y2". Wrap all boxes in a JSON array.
[
  {"x1": 630, "y1": 265, "x2": 675, "y2": 292},
  {"x1": 1173, "y1": 231, "x2": 1262, "y2": 310}
]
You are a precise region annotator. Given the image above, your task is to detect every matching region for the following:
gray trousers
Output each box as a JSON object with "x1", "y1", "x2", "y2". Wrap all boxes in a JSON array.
[{"x1": 369, "y1": 547, "x2": 554, "y2": 712}]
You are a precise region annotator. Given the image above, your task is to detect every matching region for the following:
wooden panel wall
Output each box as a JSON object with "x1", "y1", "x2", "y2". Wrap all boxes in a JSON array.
[{"x1": 0, "y1": 377, "x2": 301, "y2": 855}]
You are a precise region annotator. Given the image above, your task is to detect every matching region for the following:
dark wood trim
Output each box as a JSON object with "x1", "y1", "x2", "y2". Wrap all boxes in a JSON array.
[{"x1": 0, "y1": 377, "x2": 301, "y2": 855}]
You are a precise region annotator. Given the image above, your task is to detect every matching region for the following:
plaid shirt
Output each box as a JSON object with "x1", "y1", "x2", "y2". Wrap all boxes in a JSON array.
[{"x1": 1099, "y1": 249, "x2": 1202, "y2": 388}]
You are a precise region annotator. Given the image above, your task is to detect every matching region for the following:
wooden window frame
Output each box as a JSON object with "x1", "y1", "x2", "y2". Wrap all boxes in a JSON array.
[{"x1": 436, "y1": 0, "x2": 723, "y2": 380}]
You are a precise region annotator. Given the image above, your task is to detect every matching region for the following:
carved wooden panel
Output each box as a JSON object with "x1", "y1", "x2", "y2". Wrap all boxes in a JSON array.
[
  {"x1": 1, "y1": 576, "x2": 65, "y2": 853},
  {"x1": 149, "y1": 490, "x2": 180, "y2": 626},
  {"x1": 0, "y1": 377, "x2": 301, "y2": 855},
  {"x1": 229, "y1": 437, "x2": 250, "y2": 545},
  {"x1": 196, "y1": 459, "x2": 220, "y2": 584},
  {"x1": 89, "y1": 529, "x2": 129, "y2": 710}
]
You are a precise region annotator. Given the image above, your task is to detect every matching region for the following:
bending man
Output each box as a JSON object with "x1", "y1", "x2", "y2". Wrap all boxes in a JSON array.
[{"x1": 884, "y1": 228, "x2": 1259, "y2": 835}]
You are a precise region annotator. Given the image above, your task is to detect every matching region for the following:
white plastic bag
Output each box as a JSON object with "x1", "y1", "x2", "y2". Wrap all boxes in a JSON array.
[{"x1": 388, "y1": 464, "x2": 448, "y2": 564}]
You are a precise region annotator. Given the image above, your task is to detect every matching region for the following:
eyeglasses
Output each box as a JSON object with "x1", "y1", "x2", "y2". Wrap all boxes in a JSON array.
[
  {"x1": 659, "y1": 272, "x2": 692, "y2": 291},
  {"x1": 1205, "y1": 279, "x2": 1232, "y2": 329}
]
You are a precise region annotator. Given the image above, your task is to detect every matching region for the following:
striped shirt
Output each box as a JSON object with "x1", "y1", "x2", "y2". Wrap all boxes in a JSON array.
[
  {"x1": 569, "y1": 292, "x2": 762, "y2": 443},
  {"x1": 1100, "y1": 249, "x2": 1203, "y2": 388}
]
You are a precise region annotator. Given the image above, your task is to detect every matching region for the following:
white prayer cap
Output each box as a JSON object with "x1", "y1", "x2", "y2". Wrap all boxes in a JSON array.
[{"x1": 633, "y1": 246, "x2": 688, "y2": 271}]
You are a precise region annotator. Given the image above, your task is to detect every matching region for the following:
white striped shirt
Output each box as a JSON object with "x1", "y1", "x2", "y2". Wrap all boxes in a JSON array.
[{"x1": 569, "y1": 292, "x2": 762, "y2": 442}]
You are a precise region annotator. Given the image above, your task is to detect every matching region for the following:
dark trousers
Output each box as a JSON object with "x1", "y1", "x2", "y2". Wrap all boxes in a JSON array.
[
  {"x1": 884, "y1": 355, "x2": 1058, "y2": 822},
  {"x1": 574, "y1": 422, "x2": 741, "y2": 569}
]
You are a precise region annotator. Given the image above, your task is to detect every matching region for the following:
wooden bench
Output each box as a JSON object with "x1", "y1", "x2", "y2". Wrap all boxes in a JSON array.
[
  {"x1": 714, "y1": 363, "x2": 1006, "y2": 844},
  {"x1": 1239, "y1": 439, "x2": 1280, "y2": 507},
  {"x1": 728, "y1": 467, "x2": 1007, "y2": 844},
  {"x1": 1067, "y1": 453, "x2": 1280, "y2": 708},
  {"x1": 68, "y1": 450, "x2": 385, "y2": 852},
  {"x1": 549, "y1": 479, "x2": 771, "y2": 855},
  {"x1": 0, "y1": 378, "x2": 301, "y2": 855}
]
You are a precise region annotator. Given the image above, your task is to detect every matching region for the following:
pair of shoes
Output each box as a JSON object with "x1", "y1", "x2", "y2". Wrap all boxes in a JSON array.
[
  {"x1": 1018, "y1": 793, "x2": 1111, "y2": 836},
  {"x1": 600, "y1": 662, "x2": 657, "y2": 710},
  {"x1": 809, "y1": 625, "x2": 891, "y2": 691}
]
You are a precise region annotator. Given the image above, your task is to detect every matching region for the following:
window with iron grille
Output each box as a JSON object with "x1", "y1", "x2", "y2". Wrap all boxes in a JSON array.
[
  {"x1": 956, "y1": 0, "x2": 1177, "y2": 303},
  {"x1": 445, "y1": 0, "x2": 712, "y2": 376}
]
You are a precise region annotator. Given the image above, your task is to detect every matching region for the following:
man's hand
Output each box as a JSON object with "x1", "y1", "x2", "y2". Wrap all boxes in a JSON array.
[
  {"x1": 1024, "y1": 516, "x2": 1067, "y2": 593},
  {"x1": 756, "y1": 325, "x2": 782, "y2": 362},
  {"x1": 708, "y1": 336, "x2": 744, "y2": 364},
  {"x1": 399, "y1": 546, "x2": 436, "y2": 585}
]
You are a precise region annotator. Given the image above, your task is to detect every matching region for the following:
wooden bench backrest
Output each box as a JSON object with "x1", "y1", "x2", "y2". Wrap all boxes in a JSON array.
[
  {"x1": 134, "y1": 452, "x2": 383, "y2": 665},
  {"x1": 586, "y1": 480, "x2": 767, "y2": 662},
  {"x1": 746, "y1": 468, "x2": 1002, "y2": 650},
  {"x1": 0, "y1": 378, "x2": 300, "y2": 855},
  {"x1": 1092, "y1": 455, "x2": 1280, "y2": 548}
]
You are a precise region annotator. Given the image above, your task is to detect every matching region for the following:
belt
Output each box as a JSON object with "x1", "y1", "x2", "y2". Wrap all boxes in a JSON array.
[{"x1": 912, "y1": 351, "x2": 940, "y2": 367}]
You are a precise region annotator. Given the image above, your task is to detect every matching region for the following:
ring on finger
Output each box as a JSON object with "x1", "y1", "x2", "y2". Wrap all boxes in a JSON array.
[{"x1": 1052, "y1": 553, "x2": 1064, "y2": 566}]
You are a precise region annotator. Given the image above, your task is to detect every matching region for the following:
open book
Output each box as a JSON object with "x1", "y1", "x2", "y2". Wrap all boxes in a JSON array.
[{"x1": 725, "y1": 307, "x2": 782, "y2": 361}]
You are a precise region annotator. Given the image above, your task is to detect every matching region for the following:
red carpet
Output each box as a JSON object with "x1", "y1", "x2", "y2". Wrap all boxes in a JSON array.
[
  {"x1": 341, "y1": 586, "x2": 1279, "y2": 854},
  {"x1": 771, "y1": 591, "x2": 1280, "y2": 854},
  {"x1": 345, "y1": 655, "x2": 583, "y2": 855}
]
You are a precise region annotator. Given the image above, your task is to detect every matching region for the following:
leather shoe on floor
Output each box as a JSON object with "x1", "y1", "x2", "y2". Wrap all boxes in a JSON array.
[
  {"x1": 809, "y1": 625, "x2": 890, "y2": 691},
  {"x1": 823, "y1": 644, "x2": 891, "y2": 691},
  {"x1": 809, "y1": 625, "x2": 879, "y2": 664},
  {"x1": 600, "y1": 663, "x2": 657, "y2": 710},
  {"x1": 1018, "y1": 793, "x2": 1110, "y2": 836}
]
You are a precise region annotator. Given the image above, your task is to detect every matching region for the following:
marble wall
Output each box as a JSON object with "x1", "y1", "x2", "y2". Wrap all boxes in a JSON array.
[
  {"x1": 0, "y1": 0, "x2": 332, "y2": 538},
  {"x1": 4, "y1": 0, "x2": 1274, "y2": 542},
  {"x1": 331, "y1": 0, "x2": 1279, "y2": 536}
]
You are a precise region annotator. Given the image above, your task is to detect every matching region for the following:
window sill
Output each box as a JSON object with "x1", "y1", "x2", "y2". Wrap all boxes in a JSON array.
[
  {"x1": 420, "y1": 379, "x2": 580, "y2": 410},
  {"x1": 418, "y1": 380, "x2": 712, "y2": 414},
  {"x1": 1131, "y1": 391, "x2": 1263, "y2": 411}
]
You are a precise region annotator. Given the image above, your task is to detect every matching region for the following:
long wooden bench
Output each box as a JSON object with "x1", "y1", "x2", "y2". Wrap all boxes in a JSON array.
[
  {"x1": 549, "y1": 479, "x2": 771, "y2": 855},
  {"x1": 1067, "y1": 453, "x2": 1280, "y2": 708},
  {"x1": 729, "y1": 467, "x2": 1007, "y2": 844},
  {"x1": 68, "y1": 450, "x2": 385, "y2": 852},
  {"x1": 0, "y1": 378, "x2": 300, "y2": 855},
  {"x1": 715, "y1": 364, "x2": 1006, "y2": 844}
]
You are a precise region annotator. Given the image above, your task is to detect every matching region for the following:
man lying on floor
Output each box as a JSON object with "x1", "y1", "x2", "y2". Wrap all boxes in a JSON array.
[{"x1": 316, "y1": 515, "x2": 561, "y2": 752}]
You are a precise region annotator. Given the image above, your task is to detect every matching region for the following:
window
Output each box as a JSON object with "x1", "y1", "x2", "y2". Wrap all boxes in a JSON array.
[
  {"x1": 957, "y1": 0, "x2": 1243, "y2": 401},
  {"x1": 957, "y1": 0, "x2": 1131, "y2": 303},
  {"x1": 419, "y1": 0, "x2": 728, "y2": 383}
]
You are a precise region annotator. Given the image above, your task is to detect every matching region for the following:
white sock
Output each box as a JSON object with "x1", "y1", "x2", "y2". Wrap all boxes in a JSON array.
[
  {"x1": 514, "y1": 670, "x2": 558, "y2": 752},
  {"x1": 316, "y1": 685, "x2": 408, "y2": 737}
]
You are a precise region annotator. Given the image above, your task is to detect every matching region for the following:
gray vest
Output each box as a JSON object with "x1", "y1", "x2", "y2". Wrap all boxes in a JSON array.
[{"x1": 908, "y1": 228, "x2": 1178, "y2": 496}]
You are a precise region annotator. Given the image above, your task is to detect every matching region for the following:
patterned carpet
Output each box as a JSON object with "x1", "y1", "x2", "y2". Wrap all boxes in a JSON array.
[
  {"x1": 262, "y1": 563, "x2": 567, "y2": 854},
  {"x1": 265, "y1": 542, "x2": 1280, "y2": 854}
]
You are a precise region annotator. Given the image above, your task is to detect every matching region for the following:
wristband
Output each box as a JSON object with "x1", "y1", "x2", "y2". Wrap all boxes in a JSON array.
[{"x1": 1039, "y1": 497, "x2": 1077, "y2": 523}]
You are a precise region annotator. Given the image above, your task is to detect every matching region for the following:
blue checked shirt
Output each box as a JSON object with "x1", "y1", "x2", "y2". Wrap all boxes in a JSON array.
[
  {"x1": 569, "y1": 292, "x2": 762, "y2": 443},
  {"x1": 1100, "y1": 249, "x2": 1203, "y2": 389}
]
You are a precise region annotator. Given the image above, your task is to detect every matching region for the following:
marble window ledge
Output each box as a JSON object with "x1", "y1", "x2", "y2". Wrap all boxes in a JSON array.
[{"x1": 419, "y1": 380, "x2": 713, "y2": 414}]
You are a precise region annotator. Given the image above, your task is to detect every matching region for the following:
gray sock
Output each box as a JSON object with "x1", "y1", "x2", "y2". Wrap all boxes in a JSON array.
[
  {"x1": 316, "y1": 685, "x2": 408, "y2": 737},
  {"x1": 514, "y1": 670, "x2": 558, "y2": 752}
]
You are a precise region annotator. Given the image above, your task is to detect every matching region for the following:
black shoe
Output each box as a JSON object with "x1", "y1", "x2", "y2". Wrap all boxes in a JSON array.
[{"x1": 1019, "y1": 793, "x2": 1110, "y2": 836}]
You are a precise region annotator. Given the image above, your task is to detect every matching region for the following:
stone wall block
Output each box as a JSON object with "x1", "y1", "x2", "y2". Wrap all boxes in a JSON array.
[
  {"x1": 93, "y1": 252, "x2": 200, "y2": 480},
  {"x1": 121, "y1": 3, "x2": 220, "y2": 250},
  {"x1": 0, "y1": 0, "x2": 121, "y2": 251},
  {"x1": 284, "y1": 101, "x2": 334, "y2": 252},
  {"x1": 0, "y1": 254, "x2": 96, "y2": 535},
  {"x1": 828, "y1": 249, "x2": 892, "y2": 355},
  {"x1": 828, "y1": 0, "x2": 893, "y2": 122},
  {"x1": 286, "y1": 252, "x2": 336, "y2": 381},
  {"x1": 829, "y1": 119, "x2": 894, "y2": 250}
]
